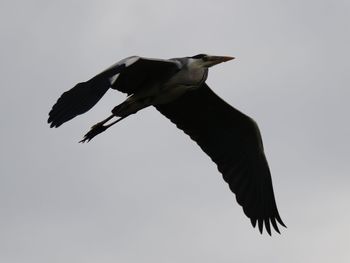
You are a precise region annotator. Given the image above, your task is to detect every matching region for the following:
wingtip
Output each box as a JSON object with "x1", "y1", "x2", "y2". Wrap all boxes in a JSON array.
[
  {"x1": 48, "y1": 121, "x2": 61, "y2": 128},
  {"x1": 270, "y1": 217, "x2": 280, "y2": 234},
  {"x1": 276, "y1": 214, "x2": 287, "y2": 228},
  {"x1": 250, "y1": 218, "x2": 257, "y2": 228},
  {"x1": 265, "y1": 219, "x2": 272, "y2": 236},
  {"x1": 258, "y1": 219, "x2": 264, "y2": 234},
  {"x1": 48, "y1": 113, "x2": 61, "y2": 128},
  {"x1": 251, "y1": 216, "x2": 285, "y2": 235},
  {"x1": 47, "y1": 115, "x2": 53, "y2": 126}
]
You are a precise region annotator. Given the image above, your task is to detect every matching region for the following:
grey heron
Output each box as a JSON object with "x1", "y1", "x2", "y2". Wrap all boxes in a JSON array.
[{"x1": 48, "y1": 54, "x2": 286, "y2": 235}]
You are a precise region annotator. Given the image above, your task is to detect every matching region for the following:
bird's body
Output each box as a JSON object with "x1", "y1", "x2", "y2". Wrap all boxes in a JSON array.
[
  {"x1": 48, "y1": 54, "x2": 286, "y2": 235},
  {"x1": 109, "y1": 57, "x2": 208, "y2": 117}
]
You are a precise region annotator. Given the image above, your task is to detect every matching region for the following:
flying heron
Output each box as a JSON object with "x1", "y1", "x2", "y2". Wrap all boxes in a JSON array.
[{"x1": 48, "y1": 54, "x2": 286, "y2": 235}]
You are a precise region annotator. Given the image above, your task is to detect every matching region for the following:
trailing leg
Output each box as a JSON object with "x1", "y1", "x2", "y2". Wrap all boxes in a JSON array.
[
  {"x1": 79, "y1": 114, "x2": 127, "y2": 143},
  {"x1": 79, "y1": 95, "x2": 152, "y2": 143}
]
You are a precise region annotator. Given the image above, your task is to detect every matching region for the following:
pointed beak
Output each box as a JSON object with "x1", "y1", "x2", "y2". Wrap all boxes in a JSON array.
[{"x1": 207, "y1": 55, "x2": 235, "y2": 66}]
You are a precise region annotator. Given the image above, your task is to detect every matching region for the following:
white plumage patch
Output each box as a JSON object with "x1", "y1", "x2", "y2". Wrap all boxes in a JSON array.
[
  {"x1": 98, "y1": 56, "x2": 140, "y2": 86},
  {"x1": 109, "y1": 73, "x2": 120, "y2": 85},
  {"x1": 104, "y1": 56, "x2": 140, "y2": 72},
  {"x1": 124, "y1": 56, "x2": 139, "y2": 67}
]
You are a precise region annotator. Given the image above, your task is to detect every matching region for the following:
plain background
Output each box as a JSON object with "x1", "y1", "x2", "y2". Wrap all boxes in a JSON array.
[{"x1": 1, "y1": 0, "x2": 349, "y2": 262}]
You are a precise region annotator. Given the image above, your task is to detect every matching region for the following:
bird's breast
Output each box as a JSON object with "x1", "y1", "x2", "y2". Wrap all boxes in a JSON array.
[{"x1": 146, "y1": 67, "x2": 208, "y2": 105}]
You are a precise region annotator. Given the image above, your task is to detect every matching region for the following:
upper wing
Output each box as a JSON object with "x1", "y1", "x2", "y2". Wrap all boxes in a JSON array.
[
  {"x1": 155, "y1": 83, "x2": 285, "y2": 235},
  {"x1": 110, "y1": 57, "x2": 180, "y2": 95},
  {"x1": 48, "y1": 56, "x2": 180, "y2": 128}
]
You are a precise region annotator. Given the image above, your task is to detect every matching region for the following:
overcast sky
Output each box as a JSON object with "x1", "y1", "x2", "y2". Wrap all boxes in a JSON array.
[{"x1": 1, "y1": 0, "x2": 350, "y2": 262}]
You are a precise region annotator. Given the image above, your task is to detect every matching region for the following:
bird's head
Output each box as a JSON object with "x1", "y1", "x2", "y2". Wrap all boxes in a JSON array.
[{"x1": 189, "y1": 54, "x2": 235, "y2": 68}]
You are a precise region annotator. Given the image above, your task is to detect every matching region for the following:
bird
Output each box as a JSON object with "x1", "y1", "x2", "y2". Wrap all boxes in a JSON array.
[{"x1": 48, "y1": 54, "x2": 286, "y2": 235}]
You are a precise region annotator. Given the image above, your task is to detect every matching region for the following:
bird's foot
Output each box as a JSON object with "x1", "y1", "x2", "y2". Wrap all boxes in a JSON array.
[
  {"x1": 79, "y1": 115, "x2": 126, "y2": 143},
  {"x1": 79, "y1": 123, "x2": 108, "y2": 143}
]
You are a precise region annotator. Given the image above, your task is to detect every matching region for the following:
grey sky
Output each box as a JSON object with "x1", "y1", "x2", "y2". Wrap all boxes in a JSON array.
[{"x1": 1, "y1": 0, "x2": 350, "y2": 262}]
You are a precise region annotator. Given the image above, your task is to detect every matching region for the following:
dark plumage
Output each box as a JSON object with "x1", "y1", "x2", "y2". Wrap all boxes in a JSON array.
[{"x1": 48, "y1": 54, "x2": 286, "y2": 235}]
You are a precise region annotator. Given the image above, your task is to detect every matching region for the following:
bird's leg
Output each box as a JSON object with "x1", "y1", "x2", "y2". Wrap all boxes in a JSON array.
[
  {"x1": 90, "y1": 115, "x2": 114, "y2": 129},
  {"x1": 79, "y1": 97, "x2": 143, "y2": 143},
  {"x1": 79, "y1": 114, "x2": 127, "y2": 143}
]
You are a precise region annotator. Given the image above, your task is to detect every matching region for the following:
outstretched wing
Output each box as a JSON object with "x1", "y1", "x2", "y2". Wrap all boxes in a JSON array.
[
  {"x1": 48, "y1": 56, "x2": 180, "y2": 128},
  {"x1": 156, "y1": 83, "x2": 285, "y2": 235}
]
